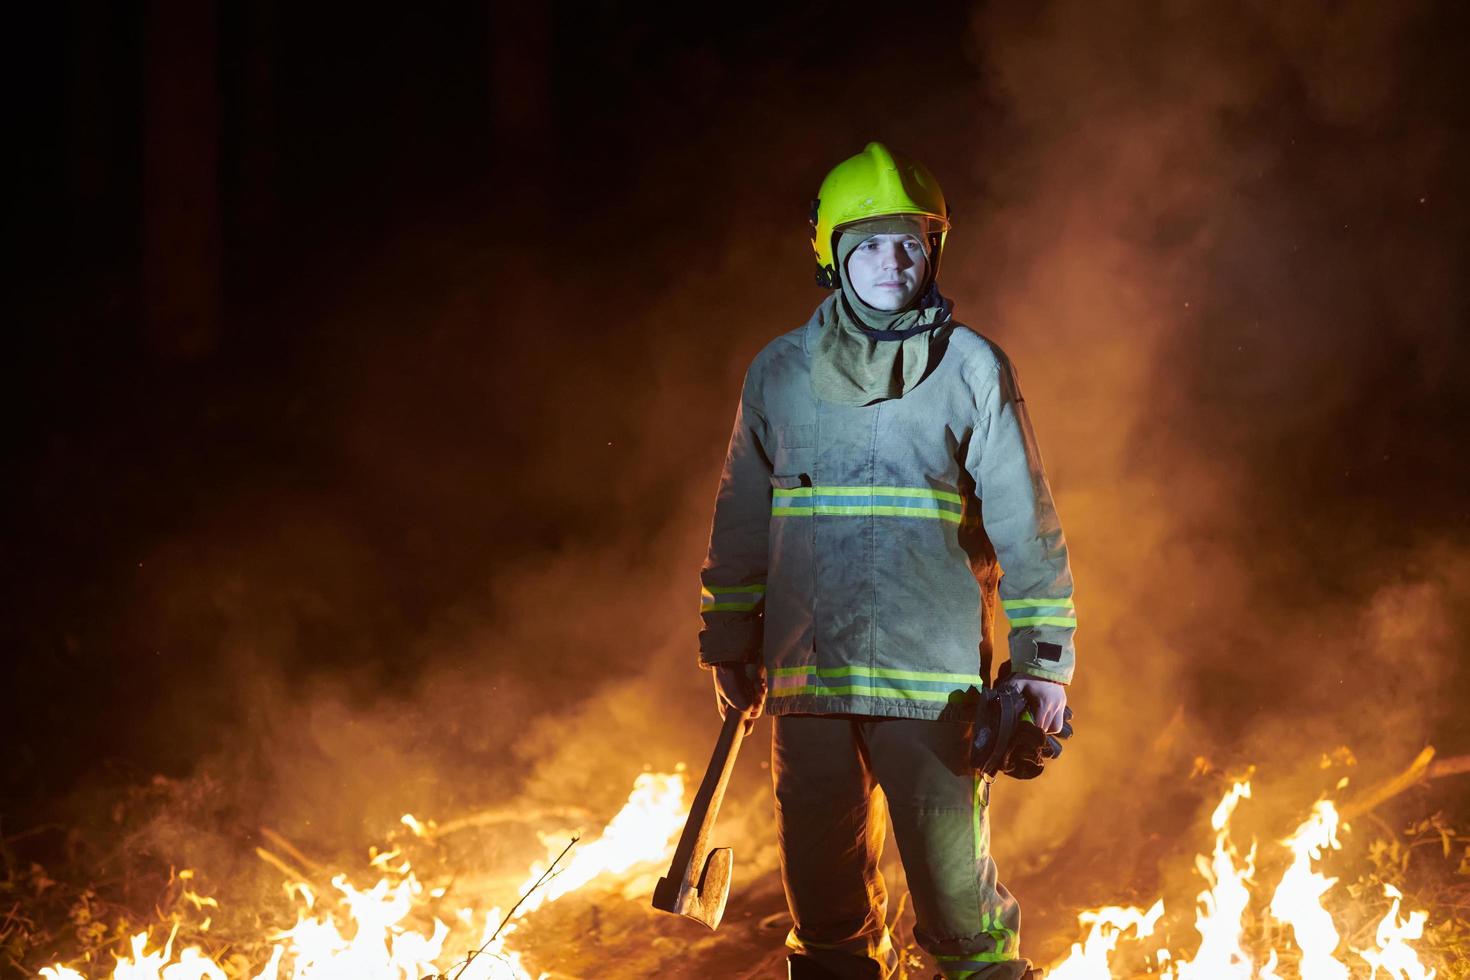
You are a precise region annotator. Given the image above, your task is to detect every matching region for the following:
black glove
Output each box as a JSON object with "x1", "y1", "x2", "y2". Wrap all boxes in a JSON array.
[
  {"x1": 970, "y1": 688, "x2": 1075, "y2": 781},
  {"x1": 1003, "y1": 706, "x2": 1074, "y2": 779}
]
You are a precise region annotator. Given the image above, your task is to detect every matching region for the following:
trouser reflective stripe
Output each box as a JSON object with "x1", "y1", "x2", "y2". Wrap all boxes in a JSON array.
[{"x1": 773, "y1": 716, "x2": 1022, "y2": 980}]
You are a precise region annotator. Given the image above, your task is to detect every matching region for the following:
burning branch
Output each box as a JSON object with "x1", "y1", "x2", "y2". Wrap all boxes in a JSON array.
[
  {"x1": 257, "y1": 828, "x2": 325, "y2": 876},
  {"x1": 253, "y1": 848, "x2": 311, "y2": 886},
  {"x1": 1341, "y1": 746, "x2": 1470, "y2": 821}
]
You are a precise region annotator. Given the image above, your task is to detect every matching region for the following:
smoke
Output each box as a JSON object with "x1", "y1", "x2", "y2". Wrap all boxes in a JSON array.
[{"x1": 956, "y1": 0, "x2": 1470, "y2": 892}]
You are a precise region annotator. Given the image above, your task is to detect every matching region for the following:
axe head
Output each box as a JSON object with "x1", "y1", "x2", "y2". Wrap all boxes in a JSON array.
[{"x1": 651, "y1": 846, "x2": 733, "y2": 930}]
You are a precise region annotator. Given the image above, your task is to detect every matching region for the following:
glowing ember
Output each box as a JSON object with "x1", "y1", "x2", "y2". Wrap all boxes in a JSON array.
[{"x1": 43, "y1": 770, "x2": 688, "y2": 980}]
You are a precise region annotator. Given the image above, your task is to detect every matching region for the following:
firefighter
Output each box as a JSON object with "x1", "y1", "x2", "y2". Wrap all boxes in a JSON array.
[{"x1": 697, "y1": 142, "x2": 1075, "y2": 980}]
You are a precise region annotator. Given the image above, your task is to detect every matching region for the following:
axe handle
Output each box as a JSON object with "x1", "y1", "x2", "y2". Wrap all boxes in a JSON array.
[{"x1": 659, "y1": 708, "x2": 748, "y2": 898}]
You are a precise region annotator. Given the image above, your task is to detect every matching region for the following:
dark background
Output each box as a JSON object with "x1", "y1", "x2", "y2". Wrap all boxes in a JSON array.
[{"x1": 7, "y1": 0, "x2": 1470, "y2": 896}]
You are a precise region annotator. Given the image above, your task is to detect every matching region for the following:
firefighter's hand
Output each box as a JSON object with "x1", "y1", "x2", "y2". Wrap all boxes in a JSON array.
[
  {"x1": 712, "y1": 663, "x2": 765, "y2": 733},
  {"x1": 1001, "y1": 675, "x2": 1068, "y2": 734}
]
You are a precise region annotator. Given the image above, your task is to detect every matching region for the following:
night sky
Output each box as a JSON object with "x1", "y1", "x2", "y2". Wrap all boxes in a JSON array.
[{"x1": 8, "y1": 0, "x2": 1470, "y2": 905}]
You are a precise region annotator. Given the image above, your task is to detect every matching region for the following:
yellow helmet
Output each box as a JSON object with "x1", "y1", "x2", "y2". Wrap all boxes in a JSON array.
[{"x1": 809, "y1": 141, "x2": 951, "y2": 289}]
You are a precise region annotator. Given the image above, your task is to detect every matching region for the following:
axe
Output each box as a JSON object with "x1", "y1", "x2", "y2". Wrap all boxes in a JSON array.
[{"x1": 651, "y1": 707, "x2": 750, "y2": 929}]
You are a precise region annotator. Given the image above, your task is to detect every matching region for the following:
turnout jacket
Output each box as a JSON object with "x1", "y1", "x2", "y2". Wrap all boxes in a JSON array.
[{"x1": 699, "y1": 295, "x2": 1076, "y2": 721}]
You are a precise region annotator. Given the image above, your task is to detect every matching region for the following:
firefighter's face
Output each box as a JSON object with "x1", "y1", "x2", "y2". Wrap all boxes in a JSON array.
[{"x1": 845, "y1": 234, "x2": 930, "y2": 311}]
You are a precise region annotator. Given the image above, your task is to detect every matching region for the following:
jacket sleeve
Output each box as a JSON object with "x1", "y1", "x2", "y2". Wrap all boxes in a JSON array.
[
  {"x1": 963, "y1": 346, "x2": 1077, "y2": 685},
  {"x1": 698, "y1": 367, "x2": 774, "y2": 668}
]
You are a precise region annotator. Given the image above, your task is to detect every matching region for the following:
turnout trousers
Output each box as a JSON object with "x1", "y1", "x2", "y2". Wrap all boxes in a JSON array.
[{"x1": 773, "y1": 714, "x2": 1028, "y2": 980}]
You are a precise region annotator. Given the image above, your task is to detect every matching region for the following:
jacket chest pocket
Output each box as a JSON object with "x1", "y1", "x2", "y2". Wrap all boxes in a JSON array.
[{"x1": 773, "y1": 424, "x2": 816, "y2": 476}]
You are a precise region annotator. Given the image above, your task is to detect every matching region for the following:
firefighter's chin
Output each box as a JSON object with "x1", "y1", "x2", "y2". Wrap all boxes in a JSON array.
[{"x1": 854, "y1": 280, "x2": 919, "y2": 311}]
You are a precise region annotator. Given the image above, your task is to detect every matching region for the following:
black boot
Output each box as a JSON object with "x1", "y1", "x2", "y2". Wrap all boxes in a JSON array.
[{"x1": 789, "y1": 952, "x2": 884, "y2": 979}]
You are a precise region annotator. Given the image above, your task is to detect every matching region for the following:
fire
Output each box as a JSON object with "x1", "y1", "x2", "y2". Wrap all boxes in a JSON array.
[
  {"x1": 41, "y1": 929, "x2": 228, "y2": 980},
  {"x1": 42, "y1": 770, "x2": 688, "y2": 980},
  {"x1": 1174, "y1": 780, "x2": 1257, "y2": 978},
  {"x1": 39, "y1": 762, "x2": 1446, "y2": 978},
  {"x1": 1356, "y1": 884, "x2": 1436, "y2": 980},
  {"x1": 1268, "y1": 800, "x2": 1347, "y2": 979},
  {"x1": 512, "y1": 771, "x2": 687, "y2": 915},
  {"x1": 1046, "y1": 782, "x2": 1439, "y2": 978},
  {"x1": 1046, "y1": 901, "x2": 1165, "y2": 980}
]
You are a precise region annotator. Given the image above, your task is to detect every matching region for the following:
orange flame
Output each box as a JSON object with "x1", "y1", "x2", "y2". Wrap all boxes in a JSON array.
[
  {"x1": 1047, "y1": 901, "x2": 1165, "y2": 980},
  {"x1": 1267, "y1": 799, "x2": 1348, "y2": 979},
  {"x1": 1173, "y1": 780, "x2": 1256, "y2": 978},
  {"x1": 1356, "y1": 884, "x2": 1437, "y2": 980},
  {"x1": 43, "y1": 769, "x2": 688, "y2": 980},
  {"x1": 1047, "y1": 781, "x2": 1439, "y2": 978},
  {"x1": 42, "y1": 765, "x2": 1444, "y2": 978}
]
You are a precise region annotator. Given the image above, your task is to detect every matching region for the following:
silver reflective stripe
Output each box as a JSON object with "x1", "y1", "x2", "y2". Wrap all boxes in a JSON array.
[
  {"x1": 701, "y1": 583, "x2": 766, "y2": 613},
  {"x1": 772, "y1": 485, "x2": 966, "y2": 523},
  {"x1": 1001, "y1": 596, "x2": 1076, "y2": 627}
]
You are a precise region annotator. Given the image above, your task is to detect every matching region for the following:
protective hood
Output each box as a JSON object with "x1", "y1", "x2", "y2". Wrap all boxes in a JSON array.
[{"x1": 810, "y1": 225, "x2": 953, "y2": 406}]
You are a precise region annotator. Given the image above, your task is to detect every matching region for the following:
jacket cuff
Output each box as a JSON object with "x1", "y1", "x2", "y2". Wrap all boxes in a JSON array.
[
  {"x1": 699, "y1": 656, "x2": 755, "y2": 670},
  {"x1": 699, "y1": 623, "x2": 761, "y2": 668},
  {"x1": 1005, "y1": 631, "x2": 1074, "y2": 685},
  {"x1": 1005, "y1": 662, "x2": 1071, "y2": 685},
  {"x1": 699, "y1": 652, "x2": 759, "y2": 669}
]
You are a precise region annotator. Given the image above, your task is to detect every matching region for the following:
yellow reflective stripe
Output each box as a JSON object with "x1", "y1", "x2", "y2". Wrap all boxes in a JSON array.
[
  {"x1": 932, "y1": 898, "x2": 1017, "y2": 973},
  {"x1": 1000, "y1": 597, "x2": 1073, "y2": 610},
  {"x1": 701, "y1": 584, "x2": 765, "y2": 613},
  {"x1": 771, "y1": 485, "x2": 963, "y2": 504},
  {"x1": 773, "y1": 504, "x2": 961, "y2": 523},
  {"x1": 768, "y1": 685, "x2": 959, "y2": 702},
  {"x1": 770, "y1": 665, "x2": 982, "y2": 684},
  {"x1": 1007, "y1": 615, "x2": 1077, "y2": 627},
  {"x1": 772, "y1": 485, "x2": 966, "y2": 523}
]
